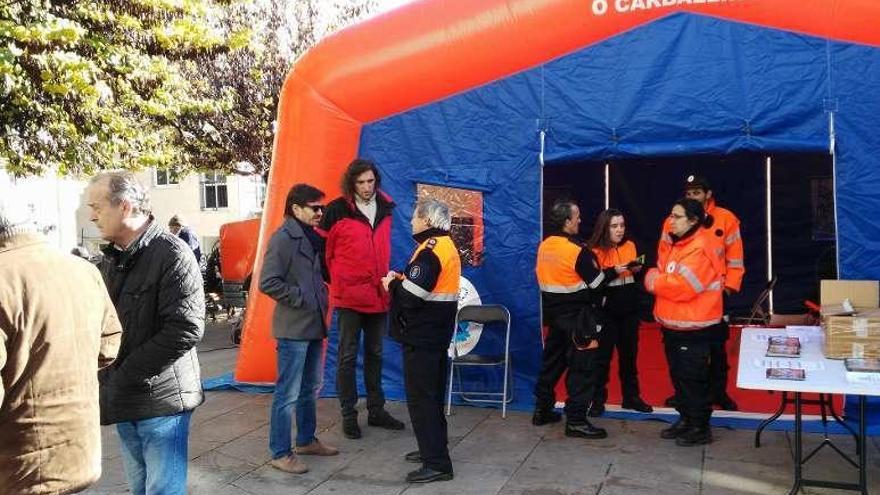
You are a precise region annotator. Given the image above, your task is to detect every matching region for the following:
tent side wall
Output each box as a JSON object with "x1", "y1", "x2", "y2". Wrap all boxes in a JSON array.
[
  {"x1": 235, "y1": 0, "x2": 880, "y2": 384},
  {"x1": 351, "y1": 13, "x2": 870, "y2": 411}
]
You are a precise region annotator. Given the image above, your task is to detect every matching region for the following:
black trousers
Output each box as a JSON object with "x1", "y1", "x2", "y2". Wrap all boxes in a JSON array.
[
  {"x1": 336, "y1": 308, "x2": 386, "y2": 418},
  {"x1": 710, "y1": 297, "x2": 733, "y2": 402},
  {"x1": 592, "y1": 311, "x2": 642, "y2": 405},
  {"x1": 709, "y1": 339, "x2": 731, "y2": 402},
  {"x1": 403, "y1": 344, "x2": 452, "y2": 473},
  {"x1": 663, "y1": 325, "x2": 726, "y2": 427},
  {"x1": 533, "y1": 321, "x2": 600, "y2": 423}
]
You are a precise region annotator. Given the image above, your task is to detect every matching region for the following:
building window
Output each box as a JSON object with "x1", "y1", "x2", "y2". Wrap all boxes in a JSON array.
[
  {"x1": 154, "y1": 168, "x2": 180, "y2": 187},
  {"x1": 201, "y1": 172, "x2": 228, "y2": 210},
  {"x1": 416, "y1": 183, "x2": 484, "y2": 267}
]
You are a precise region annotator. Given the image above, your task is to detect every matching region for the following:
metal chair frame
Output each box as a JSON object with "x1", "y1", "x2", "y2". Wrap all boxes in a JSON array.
[
  {"x1": 735, "y1": 275, "x2": 778, "y2": 325},
  {"x1": 445, "y1": 304, "x2": 513, "y2": 418}
]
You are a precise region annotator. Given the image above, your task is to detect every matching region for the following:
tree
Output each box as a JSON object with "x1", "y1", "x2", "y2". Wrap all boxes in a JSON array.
[
  {"x1": 0, "y1": 0, "x2": 248, "y2": 177},
  {"x1": 176, "y1": 0, "x2": 377, "y2": 176}
]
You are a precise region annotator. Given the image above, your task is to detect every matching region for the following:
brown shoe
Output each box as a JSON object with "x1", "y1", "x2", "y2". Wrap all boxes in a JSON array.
[
  {"x1": 294, "y1": 438, "x2": 339, "y2": 456},
  {"x1": 269, "y1": 454, "x2": 309, "y2": 474}
]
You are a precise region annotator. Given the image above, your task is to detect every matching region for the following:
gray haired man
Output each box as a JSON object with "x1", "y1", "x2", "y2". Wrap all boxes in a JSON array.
[
  {"x1": 382, "y1": 198, "x2": 461, "y2": 483},
  {"x1": 86, "y1": 171, "x2": 205, "y2": 495}
]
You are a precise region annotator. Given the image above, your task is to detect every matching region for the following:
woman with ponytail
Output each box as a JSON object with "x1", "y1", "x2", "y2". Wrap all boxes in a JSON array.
[{"x1": 644, "y1": 198, "x2": 726, "y2": 447}]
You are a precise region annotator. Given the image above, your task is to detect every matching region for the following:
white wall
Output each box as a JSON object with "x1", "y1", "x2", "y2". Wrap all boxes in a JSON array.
[
  {"x1": 74, "y1": 169, "x2": 263, "y2": 254},
  {"x1": 1, "y1": 167, "x2": 89, "y2": 252}
]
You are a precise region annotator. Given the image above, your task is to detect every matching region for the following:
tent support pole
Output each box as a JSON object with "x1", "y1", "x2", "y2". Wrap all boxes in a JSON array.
[
  {"x1": 538, "y1": 129, "x2": 546, "y2": 348},
  {"x1": 765, "y1": 155, "x2": 774, "y2": 314},
  {"x1": 829, "y1": 111, "x2": 840, "y2": 279}
]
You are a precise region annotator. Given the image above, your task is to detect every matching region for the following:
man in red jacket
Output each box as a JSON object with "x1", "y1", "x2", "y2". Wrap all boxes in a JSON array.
[{"x1": 319, "y1": 159, "x2": 405, "y2": 439}]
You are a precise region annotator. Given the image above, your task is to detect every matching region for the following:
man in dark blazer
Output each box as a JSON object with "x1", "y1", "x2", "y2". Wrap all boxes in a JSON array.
[{"x1": 260, "y1": 184, "x2": 338, "y2": 474}]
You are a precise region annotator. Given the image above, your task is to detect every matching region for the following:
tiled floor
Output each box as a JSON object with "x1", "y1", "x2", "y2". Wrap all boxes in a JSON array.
[{"x1": 83, "y1": 319, "x2": 879, "y2": 494}]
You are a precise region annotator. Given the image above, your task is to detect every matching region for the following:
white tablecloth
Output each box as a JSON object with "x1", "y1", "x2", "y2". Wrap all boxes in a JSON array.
[{"x1": 736, "y1": 326, "x2": 880, "y2": 397}]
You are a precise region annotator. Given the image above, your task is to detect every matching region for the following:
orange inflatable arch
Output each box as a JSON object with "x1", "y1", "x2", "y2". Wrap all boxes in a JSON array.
[{"x1": 235, "y1": 0, "x2": 880, "y2": 383}]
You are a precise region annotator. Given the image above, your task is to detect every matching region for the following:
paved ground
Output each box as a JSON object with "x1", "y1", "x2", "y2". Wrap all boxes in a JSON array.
[{"x1": 84, "y1": 319, "x2": 880, "y2": 494}]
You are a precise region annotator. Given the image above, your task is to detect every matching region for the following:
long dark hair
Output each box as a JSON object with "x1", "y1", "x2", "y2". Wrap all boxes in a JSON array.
[
  {"x1": 341, "y1": 158, "x2": 381, "y2": 198},
  {"x1": 587, "y1": 208, "x2": 625, "y2": 250}
]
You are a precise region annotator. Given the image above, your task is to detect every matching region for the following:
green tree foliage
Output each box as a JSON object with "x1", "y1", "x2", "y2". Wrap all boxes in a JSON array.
[
  {"x1": 0, "y1": 0, "x2": 247, "y2": 177},
  {"x1": 1, "y1": 0, "x2": 376, "y2": 178},
  {"x1": 178, "y1": 0, "x2": 377, "y2": 176}
]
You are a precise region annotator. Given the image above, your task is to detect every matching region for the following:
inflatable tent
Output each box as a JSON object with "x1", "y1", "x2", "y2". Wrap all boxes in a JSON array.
[{"x1": 234, "y1": 0, "x2": 880, "y2": 419}]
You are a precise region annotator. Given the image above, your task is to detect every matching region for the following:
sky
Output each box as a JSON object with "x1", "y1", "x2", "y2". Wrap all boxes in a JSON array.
[{"x1": 372, "y1": 0, "x2": 417, "y2": 16}]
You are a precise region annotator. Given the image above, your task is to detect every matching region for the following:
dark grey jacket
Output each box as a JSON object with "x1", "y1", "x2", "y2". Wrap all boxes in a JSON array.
[
  {"x1": 98, "y1": 218, "x2": 205, "y2": 425},
  {"x1": 260, "y1": 218, "x2": 328, "y2": 340}
]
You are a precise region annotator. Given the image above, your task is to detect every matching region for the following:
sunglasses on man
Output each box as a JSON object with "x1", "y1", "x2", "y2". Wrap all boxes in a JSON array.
[{"x1": 300, "y1": 204, "x2": 325, "y2": 213}]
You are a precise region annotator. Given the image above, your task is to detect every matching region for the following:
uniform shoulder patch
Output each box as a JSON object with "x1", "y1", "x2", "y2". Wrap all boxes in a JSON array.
[
  {"x1": 425, "y1": 238, "x2": 438, "y2": 249},
  {"x1": 409, "y1": 265, "x2": 422, "y2": 280}
]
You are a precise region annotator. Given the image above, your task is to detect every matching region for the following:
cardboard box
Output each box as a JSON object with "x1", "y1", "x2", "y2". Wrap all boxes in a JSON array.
[{"x1": 820, "y1": 280, "x2": 880, "y2": 359}]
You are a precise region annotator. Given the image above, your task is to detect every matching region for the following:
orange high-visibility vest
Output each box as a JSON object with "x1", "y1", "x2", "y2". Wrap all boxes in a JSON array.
[
  {"x1": 592, "y1": 240, "x2": 637, "y2": 287},
  {"x1": 401, "y1": 235, "x2": 461, "y2": 301},
  {"x1": 658, "y1": 199, "x2": 744, "y2": 292},
  {"x1": 646, "y1": 230, "x2": 724, "y2": 331},
  {"x1": 536, "y1": 235, "x2": 587, "y2": 293}
]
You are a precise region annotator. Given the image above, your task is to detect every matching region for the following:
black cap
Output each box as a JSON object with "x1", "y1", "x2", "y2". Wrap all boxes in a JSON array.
[{"x1": 684, "y1": 174, "x2": 711, "y2": 191}]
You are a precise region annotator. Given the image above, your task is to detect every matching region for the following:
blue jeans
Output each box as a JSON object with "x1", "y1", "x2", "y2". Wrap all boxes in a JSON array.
[
  {"x1": 116, "y1": 411, "x2": 192, "y2": 495},
  {"x1": 270, "y1": 338, "x2": 324, "y2": 459}
]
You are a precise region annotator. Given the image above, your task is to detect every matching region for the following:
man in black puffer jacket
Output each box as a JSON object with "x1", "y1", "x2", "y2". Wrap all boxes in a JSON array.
[{"x1": 87, "y1": 171, "x2": 204, "y2": 495}]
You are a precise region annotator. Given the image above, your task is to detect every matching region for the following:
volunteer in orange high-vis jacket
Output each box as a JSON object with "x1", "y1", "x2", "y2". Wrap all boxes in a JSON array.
[
  {"x1": 382, "y1": 198, "x2": 460, "y2": 484},
  {"x1": 646, "y1": 198, "x2": 726, "y2": 447},
  {"x1": 587, "y1": 209, "x2": 652, "y2": 417},
  {"x1": 658, "y1": 174, "x2": 743, "y2": 411},
  {"x1": 532, "y1": 199, "x2": 615, "y2": 440}
]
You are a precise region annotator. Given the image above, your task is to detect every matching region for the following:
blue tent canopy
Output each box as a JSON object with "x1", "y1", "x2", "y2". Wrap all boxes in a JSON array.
[{"x1": 318, "y1": 13, "x2": 880, "y2": 425}]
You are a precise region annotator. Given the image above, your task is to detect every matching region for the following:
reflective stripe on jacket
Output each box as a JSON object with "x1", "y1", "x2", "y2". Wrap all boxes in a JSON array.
[
  {"x1": 592, "y1": 240, "x2": 637, "y2": 286},
  {"x1": 389, "y1": 230, "x2": 461, "y2": 351},
  {"x1": 536, "y1": 236, "x2": 589, "y2": 293},
  {"x1": 402, "y1": 235, "x2": 461, "y2": 302},
  {"x1": 657, "y1": 198, "x2": 744, "y2": 292},
  {"x1": 535, "y1": 234, "x2": 611, "y2": 323},
  {"x1": 646, "y1": 229, "x2": 724, "y2": 331}
]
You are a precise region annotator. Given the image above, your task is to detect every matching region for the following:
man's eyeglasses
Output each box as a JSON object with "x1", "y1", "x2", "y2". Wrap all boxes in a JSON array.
[
  {"x1": 668, "y1": 213, "x2": 686, "y2": 220},
  {"x1": 300, "y1": 204, "x2": 325, "y2": 213}
]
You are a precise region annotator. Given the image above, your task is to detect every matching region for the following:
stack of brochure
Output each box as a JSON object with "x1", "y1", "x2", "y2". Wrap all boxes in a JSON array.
[
  {"x1": 765, "y1": 368, "x2": 805, "y2": 381},
  {"x1": 844, "y1": 358, "x2": 880, "y2": 384},
  {"x1": 765, "y1": 336, "x2": 805, "y2": 380},
  {"x1": 766, "y1": 336, "x2": 801, "y2": 358}
]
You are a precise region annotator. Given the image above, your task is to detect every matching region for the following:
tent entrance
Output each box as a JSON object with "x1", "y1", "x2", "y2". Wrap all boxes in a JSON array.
[{"x1": 543, "y1": 152, "x2": 835, "y2": 317}]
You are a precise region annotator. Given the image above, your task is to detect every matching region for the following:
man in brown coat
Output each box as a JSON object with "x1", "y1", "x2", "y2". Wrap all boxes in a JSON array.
[{"x1": 0, "y1": 198, "x2": 122, "y2": 494}]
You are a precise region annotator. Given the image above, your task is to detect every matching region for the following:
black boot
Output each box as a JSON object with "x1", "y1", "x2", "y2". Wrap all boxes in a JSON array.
[
  {"x1": 675, "y1": 426, "x2": 713, "y2": 446},
  {"x1": 587, "y1": 403, "x2": 605, "y2": 417},
  {"x1": 406, "y1": 467, "x2": 453, "y2": 483},
  {"x1": 714, "y1": 394, "x2": 738, "y2": 411},
  {"x1": 659, "y1": 418, "x2": 690, "y2": 439},
  {"x1": 342, "y1": 416, "x2": 362, "y2": 439},
  {"x1": 532, "y1": 408, "x2": 562, "y2": 426},
  {"x1": 664, "y1": 394, "x2": 678, "y2": 408},
  {"x1": 368, "y1": 410, "x2": 405, "y2": 430},
  {"x1": 565, "y1": 420, "x2": 608, "y2": 439},
  {"x1": 622, "y1": 397, "x2": 654, "y2": 413}
]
